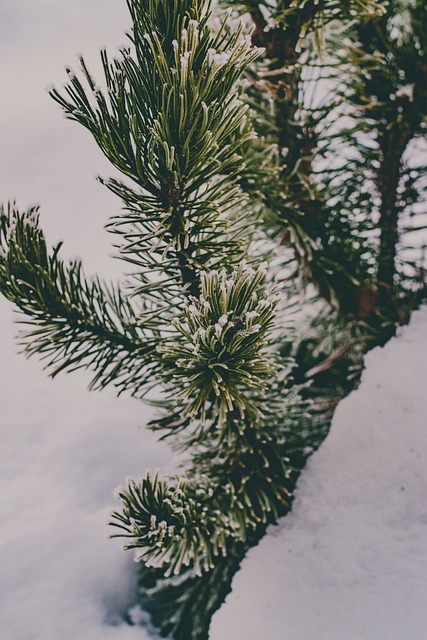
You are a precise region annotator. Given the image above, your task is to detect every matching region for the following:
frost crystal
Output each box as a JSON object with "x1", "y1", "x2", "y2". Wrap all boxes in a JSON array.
[
  {"x1": 5, "y1": 220, "x2": 17, "y2": 243},
  {"x1": 395, "y1": 83, "x2": 414, "y2": 101},
  {"x1": 207, "y1": 48, "x2": 230, "y2": 68},
  {"x1": 217, "y1": 314, "x2": 229, "y2": 327}
]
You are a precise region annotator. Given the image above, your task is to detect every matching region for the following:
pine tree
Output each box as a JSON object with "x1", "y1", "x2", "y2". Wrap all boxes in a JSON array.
[{"x1": 1, "y1": 0, "x2": 425, "y2": 637}]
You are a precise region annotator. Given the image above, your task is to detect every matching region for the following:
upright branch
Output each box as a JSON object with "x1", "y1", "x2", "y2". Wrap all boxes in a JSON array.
[
  {"x1": 317, "y1": 0, "x2": 427, "y2": 323},
  {"x1": 221, "y1": 0, "x2": 392, "y2": 315},
  {"x1": 50, "y1": 3, "x2": 261, "y2": 303}
]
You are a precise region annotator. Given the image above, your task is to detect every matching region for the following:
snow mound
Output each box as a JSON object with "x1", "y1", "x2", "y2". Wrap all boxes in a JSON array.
[
  {"x1": 211, "y1": 307, "x2": 427, "y2": 640},
  {"x1": 0, "y1": 300, "x2": 169, "y2": 640}
]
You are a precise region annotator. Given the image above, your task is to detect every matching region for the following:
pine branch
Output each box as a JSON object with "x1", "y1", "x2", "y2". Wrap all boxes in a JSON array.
[
  {"x1": 0, "y1": 203, "x2": 160, "y2": 394},
  {"x1": 135, "y1": 543, "x2": 248, "y2": 640},
  {"x1": 109, "y1": 262, "x2": 306, "y2": 576},
  {"x1": 216, "y1": 1, "x2": 385, "y2": 314},
  {"x1": 49, "y1": 4, "x2": 263, "y2": 301},
  {"x1": 159, "y1": 263, "x2": 279, "y2": 427},
  {"x1": 111, "y1": 472, "x2": 245, "y2": 577},
  {"x1": 110, "y1": 419, "x2": 293, "y2": 577},
  {"x1": 318, "y1": 0, "x2": 427, "y2": 318}
]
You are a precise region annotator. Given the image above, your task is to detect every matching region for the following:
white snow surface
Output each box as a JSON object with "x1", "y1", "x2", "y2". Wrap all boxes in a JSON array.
[
  {"x1": 0, "y1": 298, "x2": 171, "y2": 640},
  {"x1": 211, "y1": 307, "x2": 427, "y2": 640}
]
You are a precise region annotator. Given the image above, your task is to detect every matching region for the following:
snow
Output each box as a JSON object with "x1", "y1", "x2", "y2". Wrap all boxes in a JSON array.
[
  {"x1": 0, "y1": 299, "x2": 172, "y2": 640},
  {"x1": 211, "y1": 306, "x2": 427, "y2": 640},
  {"x1": 1, "y1": 3, "x2": 427, "y2": 639}
]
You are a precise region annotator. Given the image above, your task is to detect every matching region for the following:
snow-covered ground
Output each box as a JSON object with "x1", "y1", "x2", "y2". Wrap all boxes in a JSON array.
[
  {"x1": 211, "y1": 307, "x2": 427, "y2": 640},
  {"x1": 1, "y1": 3, "x2": 427, "y2": 639},
  {"x1": 0, "y1": 305, "x2": 170, "y2": 640}
]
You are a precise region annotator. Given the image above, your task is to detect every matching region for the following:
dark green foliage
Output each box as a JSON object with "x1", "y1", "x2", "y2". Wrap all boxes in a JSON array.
[
  {"x1": 223, "y1": 0, "x2": 426, "y2": 322},
  {"x1": 49, "y1": 4, "x2": 261, "y2": 301},
  {"x1": 135, "y1": 540, "x2": 250, "y2": 639},
  {"x1": 1, "y1": 0, "x2": 295, "y2": 577},
  {"x1": 0, "y1": 203, "x2": 158, "y2": 393},
  {"x1": 159, "y1": 265, "x2": 278, "y2": 424},
  {"x1": 305, "y1": 0, "x2": 427, "y2": 321}
]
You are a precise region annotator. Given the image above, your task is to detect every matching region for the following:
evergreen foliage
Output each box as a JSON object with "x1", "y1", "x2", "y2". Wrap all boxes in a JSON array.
[
  {"x1": 225, "y1": 0, "x2": 426, "y2": 322},
  {"x1": 0, "y1": 202, "x2": 158, "y2": 391},
  {"x1": 1, "y1": 0, "x2": 426, "y2": 637}
]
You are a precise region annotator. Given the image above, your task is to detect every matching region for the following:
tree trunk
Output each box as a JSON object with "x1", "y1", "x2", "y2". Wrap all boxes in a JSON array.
[{"x1": 376, "y1": 119, "x2": 412, "y2": 314}]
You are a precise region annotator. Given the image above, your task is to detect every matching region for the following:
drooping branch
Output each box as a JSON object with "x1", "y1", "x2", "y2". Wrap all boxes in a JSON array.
[{"x1": 0, "y1": 203, "x2": 160, "y2": 394}]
